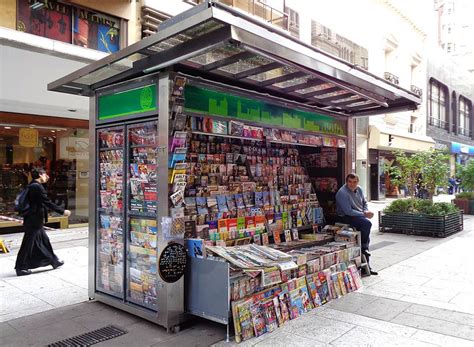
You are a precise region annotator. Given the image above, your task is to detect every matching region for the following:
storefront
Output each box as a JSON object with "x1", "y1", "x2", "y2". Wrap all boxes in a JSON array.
[
  {"x1": 49, "y1": 0, "x2": 420, "y2": 337},
  {"x1": 451, "y1": 141, "x2": 474, "y2": 165},
  {"x1": 0, "y1": 112, "x2": 89, "y2": 225},
  {"x1": 368, "y1": 125, "x2": 435, "y2": 199}
]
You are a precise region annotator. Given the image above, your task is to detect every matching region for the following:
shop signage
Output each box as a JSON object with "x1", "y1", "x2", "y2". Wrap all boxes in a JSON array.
[
  {"x1": 19, "y1": 128, "x2": 38, "y2": 147},
  {"x1": 451, "y1": 142, "x2": 474, "y2": 156},
  {"x1": 98, "y1": 84, "x2": 157, "y2": 120},
  {"x1": 184, "y1": 85, "x2": 347, "y2": 136},
  {"x1": 158, "y1": 242, "x2": 187, "y2": 283}
]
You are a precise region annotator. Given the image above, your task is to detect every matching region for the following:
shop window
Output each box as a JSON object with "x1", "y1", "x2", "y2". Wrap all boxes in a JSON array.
[
  {"x1": 429, "y1": 79, "x2": 448, "y2": 130},
  {"x1": 17, "y1": 0, "x2": 121, "y2": 53},
  {"x1": 459, "y1": 96, "x2": 472, "y2": 137},
  {"x1": 0, "y1": 122, "x2": 89, "y2": 224}
]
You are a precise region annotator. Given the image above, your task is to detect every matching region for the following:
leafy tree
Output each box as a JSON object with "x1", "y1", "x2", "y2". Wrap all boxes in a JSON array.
[
  {"x1": 419, "y1": 150, "x2": 450, "y2": 199},
  {"x1": 457, "y1": 160, "x2": 474, "y2": 191},
  {"x1": 388, "y1": 150, "x2": 423, "y2": 198},
  {"x1": 389, "y1": 149, "x2": 449, "y2": 200}
]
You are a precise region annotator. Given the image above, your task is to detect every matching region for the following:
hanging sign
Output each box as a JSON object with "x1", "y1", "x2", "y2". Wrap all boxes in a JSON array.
[
  {"x1": 98, "y1": 84, "x2": 157, "y2": 121},
  {"x1": 158, "y1": 242, "x2": 187, "y2": 283},
  {"x1": 19, "y1": 128, "x2": 38, "y2": 147}
]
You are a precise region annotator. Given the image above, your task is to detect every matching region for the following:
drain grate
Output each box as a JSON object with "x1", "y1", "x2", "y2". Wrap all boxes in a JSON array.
[{"x1": 47, "y1": 325, "x2": 127, "y2": 347}]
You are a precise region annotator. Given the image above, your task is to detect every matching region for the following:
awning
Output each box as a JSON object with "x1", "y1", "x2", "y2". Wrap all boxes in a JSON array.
[
  {"x1": 48, "y1": 1, "x2": 421, "y2": 117},
  {"x1": 369, "y1": 126, "x2": 435, "y2": 153}
]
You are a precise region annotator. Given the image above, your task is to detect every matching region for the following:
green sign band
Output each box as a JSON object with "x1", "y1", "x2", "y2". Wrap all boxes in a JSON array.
[
  {"x1": 184, "y1": 85, "x2": 346, "y2": 136},
  {"x1": 98, "y1": 84, "x2": 157, "y2": 120}
]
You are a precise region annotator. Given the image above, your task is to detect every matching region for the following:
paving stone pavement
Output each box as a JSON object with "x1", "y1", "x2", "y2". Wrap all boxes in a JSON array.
[{"x1": 1, "y1": 195, "x2": 474, "y2": 346}]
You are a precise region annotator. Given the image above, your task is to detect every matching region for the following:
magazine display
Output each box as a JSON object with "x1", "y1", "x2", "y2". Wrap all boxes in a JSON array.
[
  {"x1": 97, "y1": 128, "x2": 125, "y2": 296},
  {"x1": 217, "y1": 237, "x2": 362, "y2": 343},
  {"x1": 230, "y1": 257, "x2": 363, "y2": 343},
  {"x1": 166, "y1": 111, "x2": 343, "y2": 246},
  {"x1": 127, "y1": 217, "x2": 158, "y2": 309},
  {"x1": 129, "y1": 122, "x2": 158, "y2": 214}
]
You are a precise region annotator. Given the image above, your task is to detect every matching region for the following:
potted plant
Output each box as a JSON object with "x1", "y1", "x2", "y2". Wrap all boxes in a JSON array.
[
  {"x1": 379, "y1": 198, "x2": 463, "y2": 237},
  {"x1": 453, "y1": 192, "x2": 474, "y2": 214}
]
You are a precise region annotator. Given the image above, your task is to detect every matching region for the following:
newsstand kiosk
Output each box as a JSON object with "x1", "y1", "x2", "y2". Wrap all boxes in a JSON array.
[{"x1": 49, "y1": 0, "x2": 420, "y2": 335}]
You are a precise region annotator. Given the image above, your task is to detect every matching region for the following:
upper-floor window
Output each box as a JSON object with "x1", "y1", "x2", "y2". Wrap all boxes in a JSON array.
[
  {"x1": 459, "y1": 96, "x2": 472, "y2": 137},
  {"x1": 17, "y1": 0, "x2": 122, "y2": 53},
  {"x1": 429, "y1": 79, "x2": 448, "y2": 130}
]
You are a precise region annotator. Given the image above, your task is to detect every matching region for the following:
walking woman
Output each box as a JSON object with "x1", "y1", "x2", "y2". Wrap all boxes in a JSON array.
[{"x1": 15, "y1": 168, "x2": 71, "y2": 276}]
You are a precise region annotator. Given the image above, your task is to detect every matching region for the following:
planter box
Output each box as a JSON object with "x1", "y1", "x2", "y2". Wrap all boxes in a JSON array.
[
  {"x1": 452, "y1": 198, "x2": 470, "y2": 214},
  {"x1": 379, "y1": 211, "x2": 463, "y2": 237},
  {"x1": 470, "y1": 200, "x2": 474, "y2": 215}
]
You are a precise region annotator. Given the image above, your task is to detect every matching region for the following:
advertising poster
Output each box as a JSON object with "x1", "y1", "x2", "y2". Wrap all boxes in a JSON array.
[
  {"x1": 17, "y1": 0, "x2": 72, "y2": 43},
  {"x1": 73, "y1": 9, "x2": 120, "y2": 53}
]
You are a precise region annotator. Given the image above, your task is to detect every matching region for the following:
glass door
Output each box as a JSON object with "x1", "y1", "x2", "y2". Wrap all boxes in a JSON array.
[
  {"x1": 96, "y1": 127, "x2": 125, "y2": 297},
  {"x1": 126, "y1": 121, "x2": 159, "y2": 310}
]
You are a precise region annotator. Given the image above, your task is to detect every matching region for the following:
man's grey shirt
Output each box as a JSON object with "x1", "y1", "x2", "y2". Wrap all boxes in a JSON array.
[{"x1": 336, "y1": 184, "x2": 368, "y2": 217}]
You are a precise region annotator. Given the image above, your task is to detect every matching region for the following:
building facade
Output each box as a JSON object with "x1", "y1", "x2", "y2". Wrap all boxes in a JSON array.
[
  {"x1": 426, "y1": 49, "x2": 474, "y2": 172},
  {"x1": 435, "y1": 0, "x2": 474, "y2": 74},
  {"x1": 0, "y1": 0, "x2": 140, "y2": 223}
]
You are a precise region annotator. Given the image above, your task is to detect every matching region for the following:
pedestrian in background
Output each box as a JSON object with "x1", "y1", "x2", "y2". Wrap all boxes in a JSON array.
[{"x1": 15, "y1": 168, "x2": 71, "y2": 276}]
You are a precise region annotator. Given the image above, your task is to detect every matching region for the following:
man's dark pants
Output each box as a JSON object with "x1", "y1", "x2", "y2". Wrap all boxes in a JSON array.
[{"x1": 338, "y1": 215, "x2": 371, "y2": 252}]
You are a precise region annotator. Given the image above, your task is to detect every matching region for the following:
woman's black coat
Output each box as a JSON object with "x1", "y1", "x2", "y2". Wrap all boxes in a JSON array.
[
  {"x1": 15, "y1": 181, "x2": 66, "y2": 271},
  {"x1": 24, "y1": 181, "x2": 65, "y2": 227}
]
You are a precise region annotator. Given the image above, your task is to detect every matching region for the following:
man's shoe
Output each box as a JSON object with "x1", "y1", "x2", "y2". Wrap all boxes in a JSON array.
[
  {"x1": 52, "y1": 260, "x2": 64, "y2": 269},
  {"x1": 369, "y1": 268, "x2": 378, "y2": 276},
  {"x1": 16, "y1": 269, "x2": 32, "y2": 276},
  {"x1": 362, "y1": 250, "x2": 371, "y2": 257}
]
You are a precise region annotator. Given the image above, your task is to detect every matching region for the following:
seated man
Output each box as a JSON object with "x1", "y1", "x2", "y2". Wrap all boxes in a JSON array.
[{"x1": 336, "y1": 173, "x2": 377, "y2": 275}]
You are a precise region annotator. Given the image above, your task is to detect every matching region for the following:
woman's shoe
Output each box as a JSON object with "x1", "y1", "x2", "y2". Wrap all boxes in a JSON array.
[
  {"x1": 52, "y1": 260, "x2": 64, "y2": 269},
  {"x1": 16, "y1": 269, "x2": 32, "y2": 276}
]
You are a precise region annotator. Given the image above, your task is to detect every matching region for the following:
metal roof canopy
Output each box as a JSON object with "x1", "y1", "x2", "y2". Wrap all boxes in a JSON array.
[{"x1": 48, "y1": 1, "x2": 421, "y2": 117}]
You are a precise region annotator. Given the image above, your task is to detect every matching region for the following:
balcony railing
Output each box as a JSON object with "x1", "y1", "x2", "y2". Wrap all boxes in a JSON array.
[
  {"x1": 428, "y1": 117, "x2": 448, "y2": 130},
  {"x1": 458, "y1": 127, "x2": 472, "y2": 137},
  {"x1": 188, "y1": 0, "x2": 289, "y2": 30},
  {"x1": 410, "y1": 85, "x2": 423, "y2": 97},
  {"x1": 384, "y1": 72, "x2": 399, "y2": 85}
]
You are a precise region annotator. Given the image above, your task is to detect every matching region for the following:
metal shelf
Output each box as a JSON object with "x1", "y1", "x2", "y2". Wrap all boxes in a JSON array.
[{"x1": 191, "y1": 130, "x2": 325, "y2": 148}]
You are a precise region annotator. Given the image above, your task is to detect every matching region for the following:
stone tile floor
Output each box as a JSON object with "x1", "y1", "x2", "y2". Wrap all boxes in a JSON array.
[{"x1": 1, "y1": 196, "x2": 474, "y2": 346}]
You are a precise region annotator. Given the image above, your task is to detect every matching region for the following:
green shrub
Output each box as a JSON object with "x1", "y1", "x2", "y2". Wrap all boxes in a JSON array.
[
  {"x1": 384, "y1": 198, "x2": 416, "y2": 213},
  {"x1": 423, "y1": 202, "x2": 459, "y2": 216},
  {"x1": 413, "y1": 199, "x2": 433, "y2": 214},
  {"x1": 455, "y1": 192, "x2": 474, "y2": 200},
  {"x1": 384, "y1": 199, "x2": 459, "y2": 216}
]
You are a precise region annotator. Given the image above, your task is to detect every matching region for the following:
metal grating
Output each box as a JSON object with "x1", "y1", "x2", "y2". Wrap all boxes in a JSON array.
[{"x1": 47, "y1": 325, "x2": 127, "y2": 347}]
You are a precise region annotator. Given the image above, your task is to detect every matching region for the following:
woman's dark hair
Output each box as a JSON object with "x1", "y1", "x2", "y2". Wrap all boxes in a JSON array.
[{"x1": 31, "y1": 168, "x2": 46, "y2": 180}]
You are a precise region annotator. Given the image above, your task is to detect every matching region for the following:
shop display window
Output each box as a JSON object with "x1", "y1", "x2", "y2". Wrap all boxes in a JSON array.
[{"x1": 0, "y1": 123, "x2": 89, "y2": 224}]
